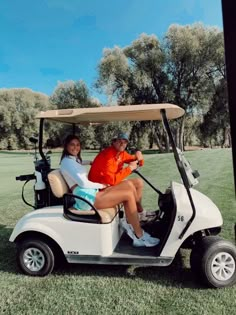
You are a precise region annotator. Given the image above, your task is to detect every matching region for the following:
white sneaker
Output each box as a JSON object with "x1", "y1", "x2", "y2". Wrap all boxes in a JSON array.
[
  {"x1": 121, "y1": 219, "x2": 160, "y2": 247},
  {"x1": 138, "y1": 210, "x2": 158, "y2": 223},
  {"x1": 120, "y1": 219, "x2": 134, "y2": 239},
  {"x1": 133, "y1": 231, "x2": 160, "y2": 247}
]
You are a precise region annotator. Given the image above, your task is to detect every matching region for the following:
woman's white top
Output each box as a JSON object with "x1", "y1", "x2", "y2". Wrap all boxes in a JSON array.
[{"x1": 60, "y1": 155, "x2": 104, "y2": 189}]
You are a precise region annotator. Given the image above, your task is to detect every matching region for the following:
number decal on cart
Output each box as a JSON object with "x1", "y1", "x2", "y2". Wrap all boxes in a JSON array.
[{"x1": 177, "y1": 215, "x2": 184, "y2": 222}]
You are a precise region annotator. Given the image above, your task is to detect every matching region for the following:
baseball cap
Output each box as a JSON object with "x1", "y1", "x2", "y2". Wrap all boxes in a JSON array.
[{"x1": 113, "y1": 132, "x2": 129, "y2": 142}]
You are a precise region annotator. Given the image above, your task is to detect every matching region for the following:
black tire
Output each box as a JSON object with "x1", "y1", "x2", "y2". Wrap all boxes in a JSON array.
[
  {"x1": 16, "y1": 239, "x2": 55, "y2": 276},
  {"x1": 190, "y1": 236, "x2": 236, "y2": 288}
]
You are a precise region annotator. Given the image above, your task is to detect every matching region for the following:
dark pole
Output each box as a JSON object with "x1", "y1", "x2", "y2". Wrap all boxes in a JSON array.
[
  {"x1": 221, "y1": 0, "x2": 236, "y2": 241},
  {"x1": 221, "y1": 0, "x2": 236, "y2": 194}
]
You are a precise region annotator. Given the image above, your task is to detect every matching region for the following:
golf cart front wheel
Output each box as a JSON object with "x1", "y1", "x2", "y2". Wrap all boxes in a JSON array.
[
  {"x1": 17, "y1": 239, "x2": 55, "y2": 276},
  {"x1": 190, "y1": 236, "x2": 236, "y2": 288}
]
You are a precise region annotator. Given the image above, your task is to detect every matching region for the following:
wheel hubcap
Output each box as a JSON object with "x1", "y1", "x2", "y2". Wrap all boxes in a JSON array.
[
  {"x1": 23, "y1": 247, "x2": 45, "y2": 272},
  {"x1": 211, "y1": 252, "x2": 235, "y2": 281}
]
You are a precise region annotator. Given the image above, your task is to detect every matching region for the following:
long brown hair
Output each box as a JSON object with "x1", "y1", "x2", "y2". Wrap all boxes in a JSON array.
[{"x1": 60, "y1": 134, "x2": 82, "y2": 163}]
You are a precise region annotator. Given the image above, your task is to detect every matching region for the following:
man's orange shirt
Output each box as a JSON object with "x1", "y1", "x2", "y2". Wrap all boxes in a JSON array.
[{"x1": 88, "y1": 146, "x2": 144, "y2": 186}]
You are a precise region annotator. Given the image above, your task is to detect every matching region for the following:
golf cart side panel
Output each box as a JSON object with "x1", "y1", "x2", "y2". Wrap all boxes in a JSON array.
[
  {"x1": 9, "y1": 206, "x2": 121, "y2": 257},
  {"x1": 160, "y1": 182, "x2": 223, "y2": 257},
  {"x1": 190, "y1": 188, "x2": 223, "y2": 225},
  {"x1": 8, "y1": 207, "x2": 65, "y2": 245}
]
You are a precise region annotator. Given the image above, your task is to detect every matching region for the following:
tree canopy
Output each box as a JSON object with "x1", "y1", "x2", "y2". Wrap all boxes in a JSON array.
[
  {"x1": 0, "y1": 23, "x2": 228, "y2": 151},
  {"x1": 95, "y1": 23, "x2": 227, "y2": 150},
  {"x1": 0, "y1": 89, "x2": 51, "y2": 149}
]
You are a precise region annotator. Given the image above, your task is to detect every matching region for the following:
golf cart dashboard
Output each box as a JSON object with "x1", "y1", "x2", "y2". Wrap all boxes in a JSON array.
[{"x1": 176, "y1": 148, "x2": 199, "y2": 188}]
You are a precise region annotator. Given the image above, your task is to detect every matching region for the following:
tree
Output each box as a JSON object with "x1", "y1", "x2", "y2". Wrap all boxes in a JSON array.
[
  {"x1": 94, "y1": 121, "x2": 131, "y2": 150},
  {"x1": 123, "y1": 34, "x2": 171, "y2": 152},
  {"x1": 48, "y1": 80, "x2": 101, "y2": 148},
  {"x1": 0, "y1": 89, "x2": 51, "y2": 149},
  {"x1": 199, "y1": 79, "x2": 230, "y2": 147},
  {"x1": 96, "y1": 27, "x2": 226, "y2": 151},
  {"x1": 95, "y1": 34, "x2": 170, "y2": 151},
  {"x1": 123, "y1": 33, "x2": 169, "y2": 103},
  {"x1": 50, "y1": 80, "x2": 100, "y2": 109},
  {"x1": 197, "y1": 31, "x2": 229, "y2": 148},
  {"x1": 164, "y1": 23, "x2": 224, "y2": 150}
]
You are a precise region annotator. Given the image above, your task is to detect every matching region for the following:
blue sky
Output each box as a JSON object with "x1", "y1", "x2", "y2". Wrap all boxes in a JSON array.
[{"x1": 0, "y1": 0, "x2": 223, "y2": 103}]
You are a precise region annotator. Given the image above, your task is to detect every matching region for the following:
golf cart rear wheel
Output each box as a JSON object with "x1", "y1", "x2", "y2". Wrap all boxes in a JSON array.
[
  {"x1": 190, "y1": 236, "x2": 236, "y2": 288},
  {"x1": 17, "y1": 239, "x2": 55, "y2": 276}
]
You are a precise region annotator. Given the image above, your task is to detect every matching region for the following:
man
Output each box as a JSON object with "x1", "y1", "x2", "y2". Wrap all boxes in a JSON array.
[{"x1": 88, "y1": 132, "x2": 157, "y2": 222}]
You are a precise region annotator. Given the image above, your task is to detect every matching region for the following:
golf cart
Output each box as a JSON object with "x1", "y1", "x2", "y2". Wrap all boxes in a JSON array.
[{"x1": 10, "y1": 104, "x2": 236, "y2": 288}]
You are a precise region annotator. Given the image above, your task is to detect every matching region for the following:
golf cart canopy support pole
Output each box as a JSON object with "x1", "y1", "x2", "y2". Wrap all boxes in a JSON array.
[
  {"x1": 134, "y1": 170, "x2": 163, "y2": 195},
  {"x1": 161, "y1": 109, "x2": 196, "y2": 239}
]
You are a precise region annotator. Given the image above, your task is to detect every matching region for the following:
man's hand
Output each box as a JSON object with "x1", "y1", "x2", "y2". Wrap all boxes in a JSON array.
[
  {"x1": 128, "y1": 160, "x2": 138, "y2": 171},
  {"x1": 135, "y1": 151, "x2": 143, "y2": 162}
]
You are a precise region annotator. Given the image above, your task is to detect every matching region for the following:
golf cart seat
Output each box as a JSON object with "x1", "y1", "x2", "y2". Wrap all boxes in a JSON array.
[{"x1": 48, "y1": 169, "x2": 119, "y2": 223}]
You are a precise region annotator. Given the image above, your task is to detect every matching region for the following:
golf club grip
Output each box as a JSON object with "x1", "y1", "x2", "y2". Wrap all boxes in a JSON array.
[{"x1": 16, "y1": 174, "x2": 36, "y2": 181}]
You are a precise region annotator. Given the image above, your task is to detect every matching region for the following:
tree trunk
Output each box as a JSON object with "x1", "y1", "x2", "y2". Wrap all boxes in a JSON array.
[
  {"x1": 165, "y1": 133, "x2": 170, "y2": 153},
  {"x1": 153, "y1": 134, "x2": 165, "y2": 153},
  {"x1": 175, "y1": 125, "x2": 180, "y2": 148},
  {"x1": 149, "y1": 135, "x2": 153, "y2": 149},
  {"x1": 222, "y1": 126, "x2": 231, "y2": 148},
  {"x1": 229, "y1": 131, "x2": 232, "y2": 147},
  {"x1": 148, "y1": 124, "x2": 155, "y2": 149}
]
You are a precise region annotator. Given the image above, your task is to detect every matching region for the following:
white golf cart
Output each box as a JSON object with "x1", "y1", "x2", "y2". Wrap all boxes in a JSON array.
[{"x1": 10, "y1": 104, "x2": 236, "y2": 288}]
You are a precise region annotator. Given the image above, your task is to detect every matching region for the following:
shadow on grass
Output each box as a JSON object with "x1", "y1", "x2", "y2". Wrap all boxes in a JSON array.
[
  {"x1": 141, "y1": 149, "x2": 160, "y2": 155},
  {"x1": 0, "y1": 225, "x2": 18, "y2": 273},
  {"x1": 0, "y1": 224, "x2": 203, "y2": 289},
  {"x1": 141, "y1": 149, "x2": 174, "y2": 155},
  {"x1": 54, "y1": 251, "x2": 203, "y2": 290}
]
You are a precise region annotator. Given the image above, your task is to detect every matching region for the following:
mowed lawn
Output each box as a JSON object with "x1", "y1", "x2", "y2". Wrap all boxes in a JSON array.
[{"x1": 0, "y1": 149, "x2": 236, "y2": 315}]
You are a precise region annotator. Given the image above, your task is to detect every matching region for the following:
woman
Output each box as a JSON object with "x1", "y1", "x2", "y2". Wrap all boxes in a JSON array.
[{"x1": 60, "y1": 135, "x2": 159, "y2": 248}]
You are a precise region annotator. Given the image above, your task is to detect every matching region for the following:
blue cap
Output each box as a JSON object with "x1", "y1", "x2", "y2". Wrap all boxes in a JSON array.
[{"x1": 113, "y1": 132, "x2": 129, "y2": 142}]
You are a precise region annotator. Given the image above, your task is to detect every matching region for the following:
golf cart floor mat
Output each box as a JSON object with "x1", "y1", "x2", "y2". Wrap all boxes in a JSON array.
[
  {"x1": 142, "y1": 220, "x2": 165, "y2": 239},
  {"x1": 112, "y1": 233, "x2": 159, "y2": 258}
]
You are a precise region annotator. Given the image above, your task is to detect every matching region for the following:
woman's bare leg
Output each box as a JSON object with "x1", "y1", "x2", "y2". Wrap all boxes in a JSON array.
[{"x1": 94, "y1": 183, "x2": 143, "y2": 237}]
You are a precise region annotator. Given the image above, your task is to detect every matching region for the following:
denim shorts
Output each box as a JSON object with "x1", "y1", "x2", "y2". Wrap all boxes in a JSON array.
[{"x1": 73, "y1": 186, "x2": 98, "y2": 211}]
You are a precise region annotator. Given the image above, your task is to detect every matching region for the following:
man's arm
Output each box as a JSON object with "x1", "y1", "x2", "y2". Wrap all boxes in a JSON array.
[
  {"x1": 101, "y1": 160, "x2": 132, "y2": 185},
  {"x1": 123, "y1": 151, "x2": 144, "y2": 166},
  {"x1": 100, "y1": 158, "x2": 139, "y2": 185}
]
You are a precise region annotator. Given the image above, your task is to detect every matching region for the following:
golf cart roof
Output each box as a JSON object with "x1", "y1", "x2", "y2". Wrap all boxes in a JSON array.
[{"x1": 36, "y1": 103, "x2": 184, "y2": 124}]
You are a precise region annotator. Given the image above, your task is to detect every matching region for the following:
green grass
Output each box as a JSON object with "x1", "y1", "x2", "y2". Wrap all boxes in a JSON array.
[{"x1": 0, "y1": 149, "x2": 236, "y2": 315}]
